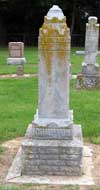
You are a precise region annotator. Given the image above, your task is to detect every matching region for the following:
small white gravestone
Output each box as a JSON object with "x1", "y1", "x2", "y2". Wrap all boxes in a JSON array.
[
  {"x1": 77, "y1": 17, "x2": 100, "y2": 88},
  {"x1": 7, "y1": 42, "x2": 26, "y2": 65}
]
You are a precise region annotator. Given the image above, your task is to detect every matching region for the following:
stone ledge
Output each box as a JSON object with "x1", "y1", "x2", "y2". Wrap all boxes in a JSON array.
[
  {"x1": 24, "y1": 123, "x2": 82, "y2": 141},
  {"x1": 25, "y1": 124, "x2": 73, "y2": 140},
  {"x1": 7, "y1": 57, "x2": 26, "y2": 65},
  {"x1": 33, "y1": 109, "x2": 73, "y2": 127}
]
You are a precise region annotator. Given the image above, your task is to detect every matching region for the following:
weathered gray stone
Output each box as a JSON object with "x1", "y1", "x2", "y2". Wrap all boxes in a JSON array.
[
  {"x1": 21, "y1": 159, "x2": 82, "y2": 167},
  {"x1": 77, "y1": 17, "x2": 100, "y2": 88},
  {"x1": 7, "y1": 57, "x2": 26, "y2": 65},
  {"x1": 76, "y1": 50, "x2": 100, "y2": 56},
  {"x1": 22, "y1": 165, "x2": 82, "y2": 176},
  {"x1": 6, "y1": 146, "x2": 94, "y2": 185},
  {"x1": 25, "y1": 124, "x2": 73, "y2": 140},
  {"x1": 77, "y1": 74, "x2": 100, "y2": 89},
  {"x1": 33, "y1": 110, "x2": 74, "y2": 127},
  {"x1": 33, "y1": 5, "x2": 71, "y2": 126},
  {"x1": 21, "y1": 5, "x2": 83, "y2": 177},
  {"x1": 21, "y1": 123, "x2": 83, "y2": 176},
  {"x1": 60, "y1": 154, "x2": 82, "y2": 160},
  {"x1": 39, "y1": 154, "x2": 59, "y2": 160}
]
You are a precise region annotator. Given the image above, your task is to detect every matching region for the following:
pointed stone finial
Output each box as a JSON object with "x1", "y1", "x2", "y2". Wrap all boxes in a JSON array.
[{"x1": 46, "y1": 5, "x2": 64, "y2": 20}]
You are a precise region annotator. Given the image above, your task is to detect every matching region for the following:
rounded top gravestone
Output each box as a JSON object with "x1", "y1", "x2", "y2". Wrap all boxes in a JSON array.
[{"x1": 88, "y1": 16, "x2": 97, "y2": 24}]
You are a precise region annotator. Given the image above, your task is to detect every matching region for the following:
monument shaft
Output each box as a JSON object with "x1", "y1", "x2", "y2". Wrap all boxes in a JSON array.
[
  {"x1": 38, "y1": 18, "x2": 70, "y2": 119},
  {"x1": 84, "y1": 17, "x2": 99, "y2": 66}
]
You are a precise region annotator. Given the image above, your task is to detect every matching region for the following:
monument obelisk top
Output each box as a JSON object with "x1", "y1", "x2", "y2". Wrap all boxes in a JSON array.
[{"x1": 46, "y1": 5, "x2": 65, "y2": 20}]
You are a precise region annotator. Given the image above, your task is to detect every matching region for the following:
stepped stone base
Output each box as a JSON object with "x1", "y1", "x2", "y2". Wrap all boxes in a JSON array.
[
  {"x1": 77, "y1": 74, "x2": 100, "y2": 89},
  {"x1": 21, "y1": 123, "x2": 83, "y2": 176}
]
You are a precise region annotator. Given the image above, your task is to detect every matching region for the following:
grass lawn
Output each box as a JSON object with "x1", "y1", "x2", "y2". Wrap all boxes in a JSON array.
[
  {"x1": 0, "y1": 78, "x2": 38, "y2": 142},
  {"x1": 0, "y1": 47, "x2": 38, "y2": 74},
  {"x1": 0, "y1": 47, "x2": 100, "y2": 144},
  {"x1": 0, "y1": 46, "x2": 100, "y2": 75},
  {"x1": 0, "y1": 78, "x2": 100, "y2": 144},
  {"x1": 0, "y1": 185, "x2": 80, "y2": 190},
  {"x1": 0, "y1": 48, "x2": 100, "y2": 189},
  {"x1": 4, "y1": 185, "x2": 100, "y2": 190}
]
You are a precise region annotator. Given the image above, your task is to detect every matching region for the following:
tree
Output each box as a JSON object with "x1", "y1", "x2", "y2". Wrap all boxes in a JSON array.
[{"x1": 0, "y1": 0, "x2": 99, "y2": 45}]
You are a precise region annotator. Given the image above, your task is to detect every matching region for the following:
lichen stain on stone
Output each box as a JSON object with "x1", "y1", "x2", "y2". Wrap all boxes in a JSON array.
[
  {"x1": 39, "y1": 17, "x2": 70, "y2": 82},
  {"x1": 44, "y1": 16, "x2": 66, "y2": 24}
]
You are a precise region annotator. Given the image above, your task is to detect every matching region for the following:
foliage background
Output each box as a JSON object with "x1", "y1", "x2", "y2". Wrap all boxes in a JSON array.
[{"x1": 0, "y1": 0, "x2": 99, "y2": 46}]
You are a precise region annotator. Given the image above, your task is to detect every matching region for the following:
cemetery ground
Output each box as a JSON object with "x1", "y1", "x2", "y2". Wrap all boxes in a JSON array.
[
  {"x1": 0, "y1": 47, "x2": 100, "y2": 189},
  {"x1": 0, "y1": 47, "x2": 90, "y2": 75}
]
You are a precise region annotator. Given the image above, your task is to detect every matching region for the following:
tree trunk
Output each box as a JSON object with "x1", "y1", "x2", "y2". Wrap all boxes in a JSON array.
[
  {"x1": 70, "y1": 0, "x2": 77, "y2": 35},
  {"x1": 98, "y1": 0, "x2": 100, "y2": 23}
]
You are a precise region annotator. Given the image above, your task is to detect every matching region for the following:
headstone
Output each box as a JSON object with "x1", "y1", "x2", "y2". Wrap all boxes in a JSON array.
[
  {"x1": 16, "y1": 65, "x2": 24, "y2": 76},
  {"x1": 21, "y1": 5, "x2": 83, "y2": 176},
  {"x1": 75, "y1": 51, "x2": 85, "y2": 55},
  {"x1": 77, "y1": 17, "x2": 100, "y2": 88},
  {"x1": 7, "y1": 42, "x2": 26, "y2": 65},
  {"x1": 75, "y1": 51, "x2": 100, "y2": 55}
]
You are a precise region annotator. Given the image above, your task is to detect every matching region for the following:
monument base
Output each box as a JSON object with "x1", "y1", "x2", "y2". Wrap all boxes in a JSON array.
[
  {"x1": 77, "y1": 74, "x2": 100, "y2": 89},
  {"x1": 6, "y1": 145, "x2": 94, "y2": 185},
  {"x1": 21, "y1": 123, "x2": 83, "y2": 176},
  {"x1": 7, "y1": 57, "x2": 26, "y2": 65},
  {"x1": 33, "y1": 109, "x2": 73, "y2": 127}
]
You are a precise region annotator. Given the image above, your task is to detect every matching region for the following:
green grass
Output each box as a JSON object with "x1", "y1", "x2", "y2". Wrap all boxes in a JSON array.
[
  {"x1": 70, "y1": 80, "x2": 100, "y2": 142},
  {"x1": 0, "y1": 47, "x2": 38, "y2": 74},
  {"x1": 0, "y1": 47, "x2": 100, "y2": 145},
  {"x1": 0, "y1": 46, "x2": 100, "y2": 75},
  {"x1": 0, "y1": 185, "x2": 80, "y2": 190},
  {"x1": 71, "y1": 47, "x2": 84, "y2": 74},
  {"x1": 0, "y1": 78, "x2": 100, "y2": 144},
  {"x1": 0, "y1": 78, "x2": 38, "y2": 143},
  {"x1": 0, "y1": 49, "x2": 100, "y2": 189},
  {"x1": 0, "y1": 185, "x2": 20, "y2": 190},
  {"x1": 90, "y1": 136, "x2": 100, "y2": 144},
  {"x1": 0, "y1": 185, "x2": 99, "y2": 190}
]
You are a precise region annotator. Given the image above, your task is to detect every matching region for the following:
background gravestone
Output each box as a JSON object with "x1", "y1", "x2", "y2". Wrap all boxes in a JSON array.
[
  {"x1": 16, "y1": 65, "x2": 24, "y2": 76},
  {"x1": 7, "y1": 42, "x2": 26, "y2": 64},
  {"x1": 21, "y1": 5, "x2": 83, "y2": 176},
  {"x1": 7, "y1": 42, "x2": 26, "y2": 76},
  {"x1": 77, "y1": 17, "x2": 100, "y2": 88}
]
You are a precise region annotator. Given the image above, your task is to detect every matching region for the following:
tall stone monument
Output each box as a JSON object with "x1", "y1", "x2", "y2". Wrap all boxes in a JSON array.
[
  {"x1": 21, "y1": 5, "x2": 83, "y2": 176},
  {"x1": 77, "y1": 17, "x2": 100, "y2": 88}
]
